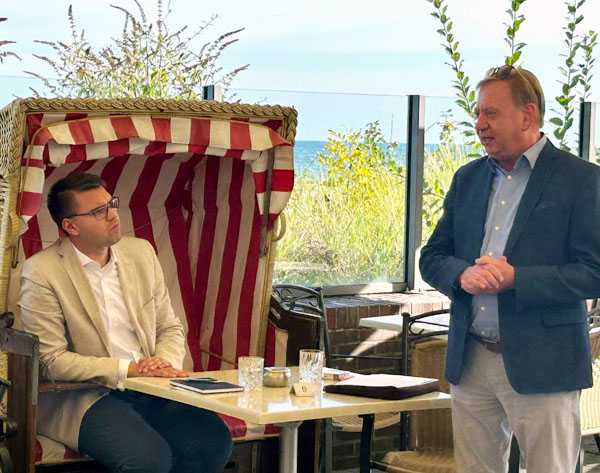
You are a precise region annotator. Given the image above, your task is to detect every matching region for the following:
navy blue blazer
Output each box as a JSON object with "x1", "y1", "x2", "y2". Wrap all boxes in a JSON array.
[{"x1": 420, "y1": 140, "x2": 600, "y2": 394}]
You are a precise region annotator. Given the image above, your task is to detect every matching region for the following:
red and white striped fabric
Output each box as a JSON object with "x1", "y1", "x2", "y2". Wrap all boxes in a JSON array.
[
  {"x1": 19, "y1": 114, "x2": 293, "y2": 232},
  {"x1": 18, "y1": 112, "x2": 294, "y2": 373}
]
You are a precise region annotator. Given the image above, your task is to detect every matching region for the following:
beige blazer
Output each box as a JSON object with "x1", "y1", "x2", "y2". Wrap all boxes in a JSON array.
[{"x1": 19, "y1": 237, "x2": 186, "y2": 451}]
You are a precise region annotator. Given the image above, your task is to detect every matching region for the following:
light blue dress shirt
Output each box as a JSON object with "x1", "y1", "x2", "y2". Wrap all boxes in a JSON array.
[{"x1": 469, "y1": 136, "x2": 547, "y2": 340}]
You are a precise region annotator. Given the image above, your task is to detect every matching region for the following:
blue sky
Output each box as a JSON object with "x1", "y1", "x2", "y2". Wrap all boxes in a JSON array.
[{"x1": 1, "y1": 0, "x2": 599, "y2": 141}]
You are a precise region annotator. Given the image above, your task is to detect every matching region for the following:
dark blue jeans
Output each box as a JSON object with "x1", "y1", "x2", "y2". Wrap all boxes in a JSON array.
[{"x1": 78, "y1": 390, "x2": 233, "y2": 473}]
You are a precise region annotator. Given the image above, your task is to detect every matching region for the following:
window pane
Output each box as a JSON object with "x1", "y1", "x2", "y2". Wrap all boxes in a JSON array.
[
  {"x1": 422, "y1": 97, "x2": 477, "y2": 244},
  {"x1": 232, "y1": 89, "x2": 407, "y2": 286}
]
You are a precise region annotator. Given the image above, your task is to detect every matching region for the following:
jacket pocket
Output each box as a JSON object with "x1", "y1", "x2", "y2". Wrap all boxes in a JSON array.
[{"x1": 542, "y1": 305, "x2": 586, "y2": 326}]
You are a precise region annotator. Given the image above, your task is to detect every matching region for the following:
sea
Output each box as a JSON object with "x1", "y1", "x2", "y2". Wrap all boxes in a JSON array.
[{"x1": 294, "y1": 140, "x2": 442, "y2": 175}]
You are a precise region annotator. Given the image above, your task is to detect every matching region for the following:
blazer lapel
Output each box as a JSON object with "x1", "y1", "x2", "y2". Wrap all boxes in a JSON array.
[
  {"x1": 57, "y1": 239, "x2": 112, "y2": 355},
  {"x1": 113, "y1": 245, "x2": 151, "y2": 357},
  {"x1": 504, "y1": 142, "x2": 560, "y2": 257},
  {"x1": 465, "y1": 160, "x2": 495, "y2": 260}
]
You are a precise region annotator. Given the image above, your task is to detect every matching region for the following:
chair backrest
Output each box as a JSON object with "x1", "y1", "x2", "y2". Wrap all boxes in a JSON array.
[
  {"x1": 266, "y1": 284, "x2": 328, "y2": 367},
  {"x1": 408, "y1": 338, "x2": 453, "y2": 450},
  {"x1": 0, "y1": 327, "x2": 39, "y2": 473},
  {"x1": 580, "y1": 309, "x2": 600, "y2": 435},
  {"x1": 399, "y1": 310, "x2": 452, "y2": 451}
]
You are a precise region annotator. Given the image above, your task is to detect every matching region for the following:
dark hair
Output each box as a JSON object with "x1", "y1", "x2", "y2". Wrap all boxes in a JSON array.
[{"x1": 47, "y1": 173, "x2": 106, "y2": 228}]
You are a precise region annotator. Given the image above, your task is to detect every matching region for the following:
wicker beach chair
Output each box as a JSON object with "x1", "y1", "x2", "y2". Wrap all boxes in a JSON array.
[{"x1": 0, "y1": 97, "x2": 296, "y2": 473}]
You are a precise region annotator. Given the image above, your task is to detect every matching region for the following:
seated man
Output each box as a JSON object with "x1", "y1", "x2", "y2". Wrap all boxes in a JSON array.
[{"x1": 19, "y1": 173, "x2": 232, "y2": 473}]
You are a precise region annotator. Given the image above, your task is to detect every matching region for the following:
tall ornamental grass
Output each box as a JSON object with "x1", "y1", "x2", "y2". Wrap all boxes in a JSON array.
[
  {"x1": 274, "y1": 122, "x2": 472, "y2": 286},
  {"x1": 275, "y1": 170, "x2": 406, "y2": 286},
  {"x1": 422, "y1": 143, "x2": 472, "y2": 243}
]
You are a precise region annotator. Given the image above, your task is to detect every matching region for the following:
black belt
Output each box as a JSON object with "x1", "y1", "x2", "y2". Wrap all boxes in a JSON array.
[{"x1": 469, "y1": 333, "x2": 502, "y2": 354}]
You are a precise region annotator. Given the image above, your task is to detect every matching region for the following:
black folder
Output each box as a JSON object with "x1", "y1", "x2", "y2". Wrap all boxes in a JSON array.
[
  {"x1": 170, "y1": 378, "x2": 244, "y2": 394},
  {"x1": 323, "y1": 374, "x2": 440, "y2": 400}
]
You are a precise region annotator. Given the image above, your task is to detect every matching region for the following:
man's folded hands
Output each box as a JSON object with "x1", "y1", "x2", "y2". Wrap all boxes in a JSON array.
[
  {"x1": 459, "y1": 255, "x2": 515, "y2": 295},
  {"x1": 128, "y1": 356, "x2": 189, "y2": 378}
]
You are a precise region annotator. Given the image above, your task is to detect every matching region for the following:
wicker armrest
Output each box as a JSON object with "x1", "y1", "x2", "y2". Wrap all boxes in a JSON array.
[{"x1": 39, "y1": 381, "x2": 102, "y2": 392}]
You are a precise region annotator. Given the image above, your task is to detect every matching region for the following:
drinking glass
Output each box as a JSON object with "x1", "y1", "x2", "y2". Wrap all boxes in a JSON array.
[
  {"x1": 237, "y1": 356, "x2": 264, "y2": 391},
  {"x1": 299, "y1": 349, "x2": 324, "y2": 384}
]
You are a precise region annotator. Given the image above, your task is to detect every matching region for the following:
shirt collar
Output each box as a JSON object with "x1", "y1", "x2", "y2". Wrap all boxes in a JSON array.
[
  {"x1": 71, "y1": 241, "x2": 117, "y2": 268},
  {"x1": 487, "y1": 134, "x2": 547, "y2": 174},
  {"x1": 522, "y1": 134, "x2": 547, "y2": 170}
]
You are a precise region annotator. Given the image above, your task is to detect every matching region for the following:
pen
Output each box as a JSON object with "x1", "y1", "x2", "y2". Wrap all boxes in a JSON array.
[{"x1": 183, "y1": 377, "x2": 218, "y2": 382}]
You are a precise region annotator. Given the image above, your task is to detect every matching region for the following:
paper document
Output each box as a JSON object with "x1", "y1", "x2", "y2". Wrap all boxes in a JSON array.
[
  {"x1": 335, "y1": 374, "x2": 437, "y2": 388},
  {"x1": 322, "y1": 367, "x2": 354, "y2": 380}
]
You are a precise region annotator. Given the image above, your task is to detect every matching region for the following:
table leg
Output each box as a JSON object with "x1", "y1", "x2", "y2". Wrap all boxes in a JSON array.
[{"x1": 275, "y1": 420, "x2": 303, "y2": 473}]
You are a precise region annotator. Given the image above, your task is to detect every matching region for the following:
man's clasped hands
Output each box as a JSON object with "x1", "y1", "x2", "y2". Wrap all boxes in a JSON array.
[{"x1": 459, "y1": 255, "x2": 515, "y2": 295}]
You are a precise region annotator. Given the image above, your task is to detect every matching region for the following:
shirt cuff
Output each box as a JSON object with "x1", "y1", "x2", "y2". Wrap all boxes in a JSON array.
[{"x1": 117, "y1": 359, "x2": 131, "y2": 391}]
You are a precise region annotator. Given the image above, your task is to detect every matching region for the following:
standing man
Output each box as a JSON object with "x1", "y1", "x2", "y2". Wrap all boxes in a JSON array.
[
  {"x1": 420, "y1": 66, "x2": 600, "y2": 472},
  {"x1": 19, "y1": 173, "x2": 232, "y2": 473}
]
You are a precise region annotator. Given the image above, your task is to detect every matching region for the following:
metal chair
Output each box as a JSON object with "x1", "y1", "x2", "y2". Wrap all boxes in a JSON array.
[
  {"x1": 271, "y1": 284, "x2": 407, "y2": 473},
  {"x1": 368, "y1": 310, "x2": 453, "y2": 473}
]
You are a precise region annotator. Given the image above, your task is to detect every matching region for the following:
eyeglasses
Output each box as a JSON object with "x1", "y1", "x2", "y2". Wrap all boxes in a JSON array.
[
  {"x1": 65, "y1": 196, "x2": 119, "y2": 221},
  {"x1": 485, "y1": 65, "x2": 516, "y2": 80}
]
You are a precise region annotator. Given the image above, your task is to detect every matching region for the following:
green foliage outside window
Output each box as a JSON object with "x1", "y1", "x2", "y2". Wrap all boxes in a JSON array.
[
  {"x1": 275, "y1": 123, "x2": 405, "y2": 285},
  {"x1": 317, "y1": 122, "x2": 401, "y2": 193},
  {"x1": 274, "y1": 122, "x2": 469, "y2": 285}
]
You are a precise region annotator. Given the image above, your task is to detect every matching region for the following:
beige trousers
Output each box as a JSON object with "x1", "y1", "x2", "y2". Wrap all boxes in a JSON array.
[{"x1": 450, "y1": 338, "x2": 581, "y2": 473}]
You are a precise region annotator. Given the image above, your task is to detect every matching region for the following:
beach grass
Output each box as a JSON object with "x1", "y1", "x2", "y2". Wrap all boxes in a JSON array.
[{"x1": 274, "y1": 143, "x2": 472, "y2": 286}]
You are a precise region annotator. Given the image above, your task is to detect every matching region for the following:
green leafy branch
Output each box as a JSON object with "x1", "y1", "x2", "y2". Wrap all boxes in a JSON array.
[
  {"x1": 317, "y1": 122, "x2": 402, "y2": 196},
  {"x1": 578, "y1": 30, "x2": 597, "y2": 101},
  {"x1": 504, "y1": 0, "x2": 527, "y2": 65},
  {"x1": 426, "y1": 0, "x2": 482, "y2": 157},
  {"x1": 550, "y1": 0, "x2": 586, "y2": 151}
]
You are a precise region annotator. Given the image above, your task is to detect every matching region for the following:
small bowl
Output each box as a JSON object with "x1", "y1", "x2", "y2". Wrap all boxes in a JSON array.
[{"x1": 263, "y1": 367, "x2": 291, "y2": 387}]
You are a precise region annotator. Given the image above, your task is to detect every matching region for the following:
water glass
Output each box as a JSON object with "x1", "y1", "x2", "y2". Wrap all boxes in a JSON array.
[
  {"x1": 299, "y1": 349, "x2": 324, "y2": 383},
  {"x1": 238, "y1": 356, "x2": 264, "y2": 391}
]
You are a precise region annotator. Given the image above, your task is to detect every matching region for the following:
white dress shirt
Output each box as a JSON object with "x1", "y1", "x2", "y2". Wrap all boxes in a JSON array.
[{"x1": 72, "y1": 242, "x2": 144, "y2": 388}]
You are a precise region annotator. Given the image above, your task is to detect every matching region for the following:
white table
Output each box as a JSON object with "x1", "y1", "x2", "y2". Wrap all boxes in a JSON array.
[
  {"x1": 359, "y1": 312, "x2": 450, "y2": 334},
  {"x1": 124, "y1": 368, "x2": 450, "y2": 473}
]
